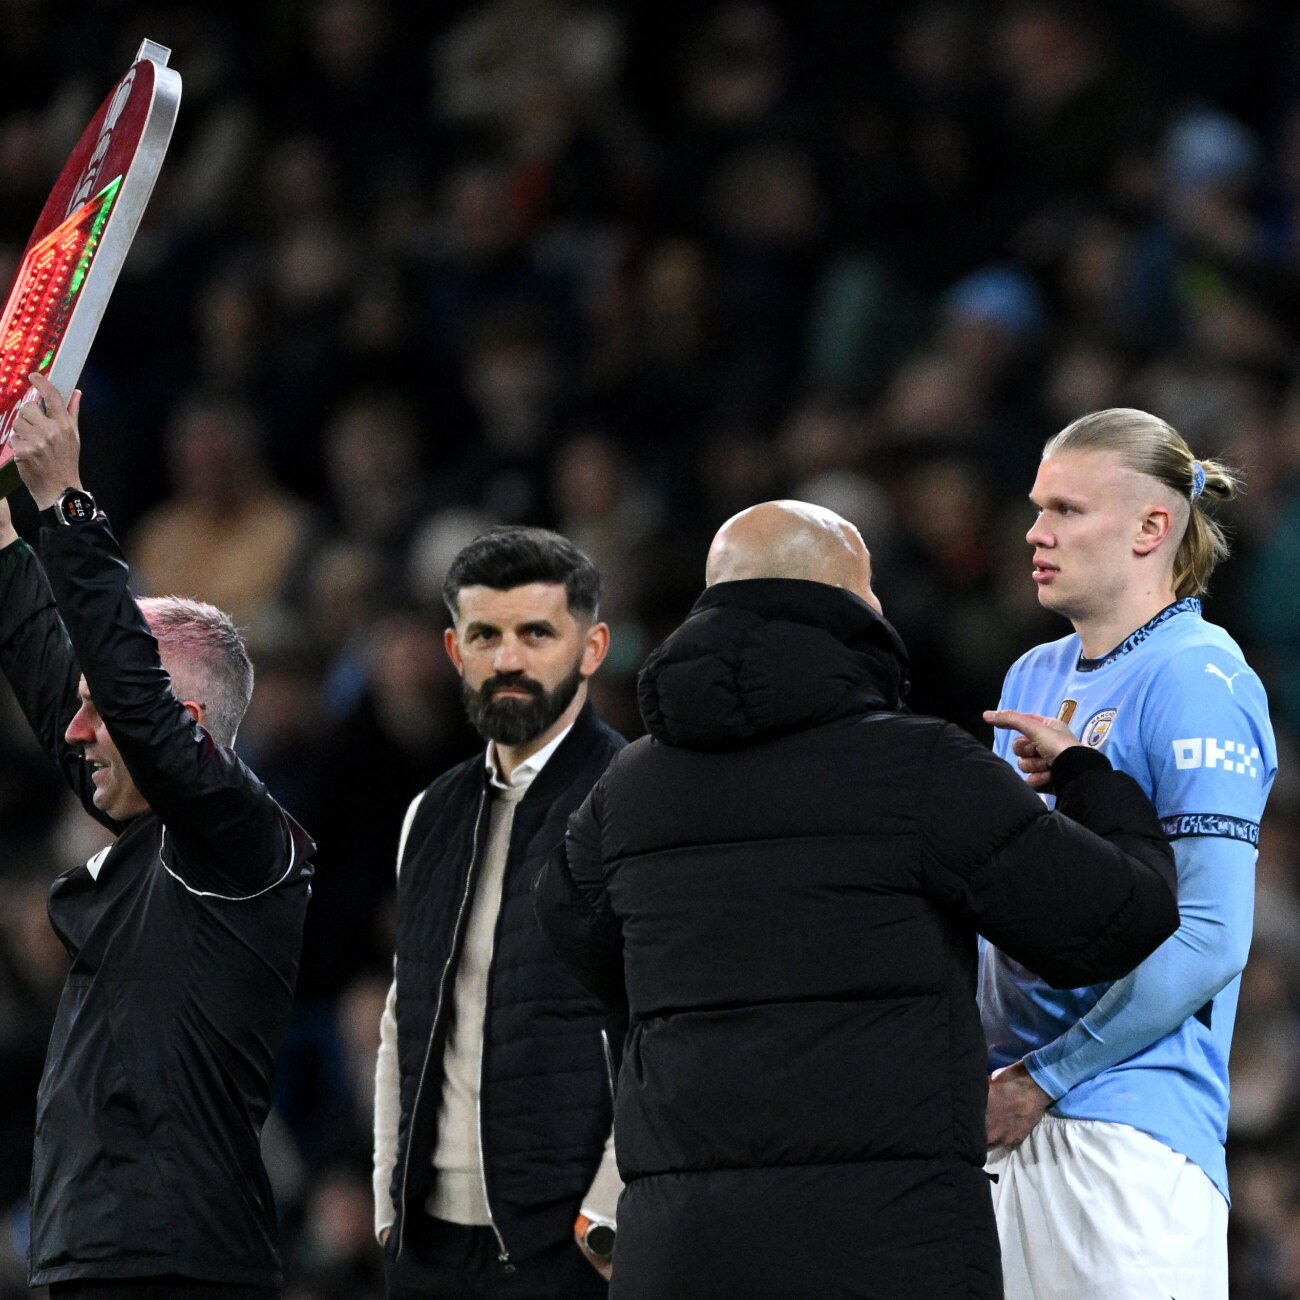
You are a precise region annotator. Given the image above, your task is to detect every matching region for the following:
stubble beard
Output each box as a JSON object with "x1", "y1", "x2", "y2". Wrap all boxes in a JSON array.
[{"x1": 1039, "y1": 570, "x2": 1123, "y2": 635}]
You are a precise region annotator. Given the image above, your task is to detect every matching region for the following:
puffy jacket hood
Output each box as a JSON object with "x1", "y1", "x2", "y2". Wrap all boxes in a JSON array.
[{"x1": 638, "y1": 578, "x2": 910, "y2": 749}]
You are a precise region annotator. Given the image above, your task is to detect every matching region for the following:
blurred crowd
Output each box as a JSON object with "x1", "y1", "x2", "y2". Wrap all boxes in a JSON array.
[{"x1": 3, "y1": 0, "x2": 1300, "y2": 1295}]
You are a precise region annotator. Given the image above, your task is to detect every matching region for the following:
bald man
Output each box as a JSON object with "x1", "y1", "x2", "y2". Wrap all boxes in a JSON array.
[
  {"x1": 704, "y1": 499, "x2": 880, "y2": 596},
  {"x1": 534, "y1": 501, "x2": 1179, "y2": 1300}
]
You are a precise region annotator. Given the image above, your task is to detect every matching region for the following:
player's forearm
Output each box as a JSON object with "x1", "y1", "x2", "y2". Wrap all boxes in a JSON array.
[
  {"x1": 1027, "y1": 940, "x2": 1239, "y2": 1097},
  {"x1": 1026, "y1": 839, "x2": 1254, "y2": 1097}
]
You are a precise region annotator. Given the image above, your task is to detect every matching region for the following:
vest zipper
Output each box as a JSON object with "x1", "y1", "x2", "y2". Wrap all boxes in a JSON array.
[
  {"x1": 476, "y1": 815, "x2": 513, "y2": 1271},
  {"x1": 476, "y1": 1094, "x2": 512, "y2": 1270},
  {"x1": 395, "y1": 787, "x2": 488, "y2": 1261}
]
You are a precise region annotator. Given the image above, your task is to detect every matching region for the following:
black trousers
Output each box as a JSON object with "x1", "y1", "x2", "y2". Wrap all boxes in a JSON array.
[
  {"x1": 386, "y1": 1215, "x2": 607, "y2": 1300},
  {"x1": 49, "y1": 1279, "x2": 279, "y2": 1299}
]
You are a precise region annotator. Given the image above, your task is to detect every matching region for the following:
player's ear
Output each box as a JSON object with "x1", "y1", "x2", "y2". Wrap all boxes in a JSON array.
[{"x1": 1134, "y1": 504, "x2": 1173, "y2": 556}]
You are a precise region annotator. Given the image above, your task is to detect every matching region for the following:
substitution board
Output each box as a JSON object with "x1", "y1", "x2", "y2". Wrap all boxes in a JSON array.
[{"x1": 0, "y1": 39, "x2": 181, "y2": 496}]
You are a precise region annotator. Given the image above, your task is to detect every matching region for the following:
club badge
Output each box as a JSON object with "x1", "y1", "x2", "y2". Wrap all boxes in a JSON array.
[{"x1": 1082, "y1": 708, "x2": 1117, "y2": 748}]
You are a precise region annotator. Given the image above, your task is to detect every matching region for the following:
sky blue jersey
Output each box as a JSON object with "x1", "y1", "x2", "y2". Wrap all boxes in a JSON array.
[{"x1": 978, "y1": 597, "x2": 1276, "y2": 1201}]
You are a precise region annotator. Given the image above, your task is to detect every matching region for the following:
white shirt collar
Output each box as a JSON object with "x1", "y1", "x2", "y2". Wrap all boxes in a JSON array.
[
  {"x1": 485, "y1": 721, "x2": 574, "y2": 793},
  {"x1": 85, "y1": 844, "x2": 114, "y2": 881}
]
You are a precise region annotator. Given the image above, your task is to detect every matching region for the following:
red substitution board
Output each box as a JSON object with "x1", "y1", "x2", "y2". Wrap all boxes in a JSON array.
[{"x1": 0, "y1": 40, "x2": 181, "y2": 496}]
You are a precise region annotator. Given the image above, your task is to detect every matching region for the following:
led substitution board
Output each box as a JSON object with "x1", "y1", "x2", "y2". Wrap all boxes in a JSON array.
[{"x1": 0, "y1": 40, "x2": 181, "y2": 496}]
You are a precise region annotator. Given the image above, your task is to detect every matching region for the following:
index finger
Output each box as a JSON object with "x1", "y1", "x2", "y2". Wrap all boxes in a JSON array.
[
  {"x1": 26, "y1": 371, "x2": 63, "y2": 417},
  {"x1": 982, "y1": 709, "x2": 1054, "y2": 731}
]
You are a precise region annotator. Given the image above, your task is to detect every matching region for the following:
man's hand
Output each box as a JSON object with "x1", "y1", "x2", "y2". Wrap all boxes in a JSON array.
[
  {"x1": 0, "y1": 495, "x2": 15, "y2": 549},
  {"x1": 983, "y1": 708, "x2": 1082, "y2": 792},
  {"x1": 577, "y1": 1243, "x2": 613, "y2": 1282},
  {"x1": 9, "y1": 373, "x2": 83, "y2": 511},
  {"x1": 986, "y1": 1060, "x2": 1053, "y2": 1147}
]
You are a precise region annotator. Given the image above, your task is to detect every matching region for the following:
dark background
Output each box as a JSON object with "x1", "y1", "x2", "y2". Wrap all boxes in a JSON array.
[{"x1": 2, "y1": 1, "x2": 1300, "y2": 1295}]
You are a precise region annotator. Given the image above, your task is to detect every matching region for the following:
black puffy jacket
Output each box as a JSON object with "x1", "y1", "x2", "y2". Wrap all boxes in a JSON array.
[{"x1": 536, "y1": 579, "x2": 1178, "y2": 1300}]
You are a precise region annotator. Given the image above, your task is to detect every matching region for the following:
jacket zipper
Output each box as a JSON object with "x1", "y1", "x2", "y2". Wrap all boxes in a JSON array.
[{"x1": 395, "y1": 788, "x2": 488, "y2": 1261}]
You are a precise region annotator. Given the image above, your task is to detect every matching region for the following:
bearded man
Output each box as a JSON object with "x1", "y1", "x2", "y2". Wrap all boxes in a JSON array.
[{"x1": 373, "y1": 526, "x2": 625, "y2": 1300}]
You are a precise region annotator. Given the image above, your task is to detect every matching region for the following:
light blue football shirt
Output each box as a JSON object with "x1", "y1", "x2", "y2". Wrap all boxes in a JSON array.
[{"x1": 978, "y1": 597, "x2": 1276, "y2": 1201}]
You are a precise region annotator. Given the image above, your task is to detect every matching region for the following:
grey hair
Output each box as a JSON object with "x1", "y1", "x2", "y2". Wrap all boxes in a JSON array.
[
  {"x1": 138, "y1": 597, "x2": 254, "y2": 747},
  {"x1": 1043, "y1": 407, "x2": 1241, "y2": 598}
]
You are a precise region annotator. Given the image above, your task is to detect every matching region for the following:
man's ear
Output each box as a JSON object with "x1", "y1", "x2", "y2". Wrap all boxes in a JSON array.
[
  {"x1": 581, "y1": 621, "x2": 611, "y2": 678},
  {"x1": 444, "y1": 626, "x2": 465, "y2": 675},
  {"x1": 1134, "y1": 504, "x2": 1174, "y2": 557},
  {"x1": 180, "y1": 699, "x2": 204, "y2": 727}
]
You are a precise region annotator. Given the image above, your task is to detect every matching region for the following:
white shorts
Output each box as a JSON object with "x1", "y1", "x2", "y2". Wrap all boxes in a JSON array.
[{"x1": 985, "y1": 1114, "x2": 1227, "y2": 1300}]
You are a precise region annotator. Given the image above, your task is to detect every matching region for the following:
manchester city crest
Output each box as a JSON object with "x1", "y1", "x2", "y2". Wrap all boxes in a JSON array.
[{"x1": 1082, "y1": 708, "x2": 1117, "y2": 748}]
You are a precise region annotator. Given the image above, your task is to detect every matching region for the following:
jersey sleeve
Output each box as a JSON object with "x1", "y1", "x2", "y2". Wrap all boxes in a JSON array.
[
  {"x1": 1143, "y1": 644, "x2": 1276, "y2": 846},
  {"x1": 1023, "y1": 643, "x2": 1275, "y2": 1097},
  {"x1": 1025, "y1": 832, "x2": 1255, "y2": 1097}
]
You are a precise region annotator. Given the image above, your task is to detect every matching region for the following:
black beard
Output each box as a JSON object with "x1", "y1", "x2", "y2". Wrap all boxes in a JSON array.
[{"x1": 463, "y1": 661, "x2": 585, "y2": 746}]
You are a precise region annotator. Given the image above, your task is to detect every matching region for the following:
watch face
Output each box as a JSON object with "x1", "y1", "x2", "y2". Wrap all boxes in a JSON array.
[
  {"x1": 584, "y1": 1223, "x2": 615, "y2": 1259},
  {"x1": 59, "y1": 489, "x2": 95, "y2": 524}
]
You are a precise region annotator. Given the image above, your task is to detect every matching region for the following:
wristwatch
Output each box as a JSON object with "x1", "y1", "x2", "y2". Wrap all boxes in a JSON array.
[
  {"x1": 575, "y1": 1213, "x2": 616, "y2": 1261},
  {"x1": 55, "y1": 486, "x2": 97, "y2": 525}
]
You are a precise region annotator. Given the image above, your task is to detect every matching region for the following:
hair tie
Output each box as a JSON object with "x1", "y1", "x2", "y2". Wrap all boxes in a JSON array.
[{"x1": 1190, "y1": 461, "x2": 1206, "y2": 501}]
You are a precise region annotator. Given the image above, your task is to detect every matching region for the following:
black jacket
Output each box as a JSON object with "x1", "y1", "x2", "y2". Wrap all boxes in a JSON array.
[
  {"x1": 535, "y1": 579, "x2": 1178, "y2": 1300},
  {"x1": 387, "y1": 702, "x2": 624, "y2": 1276},
  {"x1": 0, "y1": 522, "x2": 313, "y2": 1287}
]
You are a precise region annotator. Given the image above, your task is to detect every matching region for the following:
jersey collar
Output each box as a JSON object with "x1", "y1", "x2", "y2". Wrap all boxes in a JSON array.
[{"x1": 1076, "y1": 597, "x2": 1201, "y2": 673}]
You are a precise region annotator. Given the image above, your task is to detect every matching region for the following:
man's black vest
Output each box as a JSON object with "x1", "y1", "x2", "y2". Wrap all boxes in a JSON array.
[{"x1": 390, "y1": 703, "x2": 624, "y2": 1265}]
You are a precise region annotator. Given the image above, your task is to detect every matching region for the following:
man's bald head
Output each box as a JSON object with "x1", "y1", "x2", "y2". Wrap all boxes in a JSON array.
[{"x1": 705, "y1": 500, "x2": 882, "y2": 611}]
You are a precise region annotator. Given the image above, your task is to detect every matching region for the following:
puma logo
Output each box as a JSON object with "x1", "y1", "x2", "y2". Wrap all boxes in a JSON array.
[{"x1": 1205, "y1": 663, "x2": 1242, "y2": 694}]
